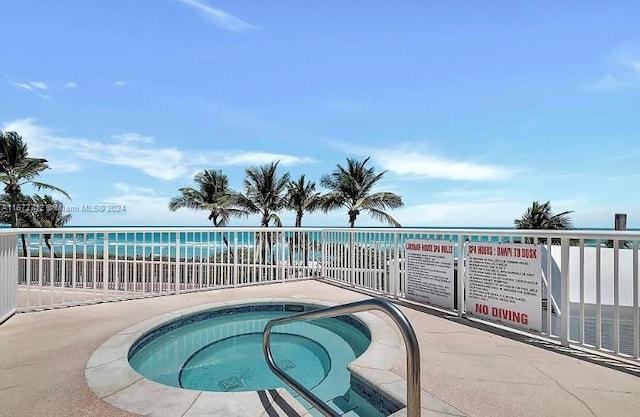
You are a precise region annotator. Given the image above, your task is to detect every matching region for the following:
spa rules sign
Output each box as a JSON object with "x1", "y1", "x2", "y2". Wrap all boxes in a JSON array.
[
  {"x1": 465, "y1": 243, "x2": 542, "y2": 332},
  {"x1": 405, "y1": 239, "x2": 455, "y2": 309}
]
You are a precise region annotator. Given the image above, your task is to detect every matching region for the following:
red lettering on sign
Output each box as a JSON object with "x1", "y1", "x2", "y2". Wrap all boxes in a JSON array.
[
  {"x1": 475, "y1": 303, "x2": 489, "y2": 315},
  {"x1": 491, "y1": 307, "x2": 529, "y2": 325},
  {"x1": 477, "y1": 246, "x2": 493, "y2": 256},
  {"x1": 497, "y1": 247, "x2": 512, "y2": 257},
  {"x1": 441, "y1": 245, "x2": 453, "y2": 254}
]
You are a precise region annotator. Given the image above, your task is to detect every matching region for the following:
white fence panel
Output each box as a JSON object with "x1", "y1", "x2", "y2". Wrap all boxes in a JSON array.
[{"x1": 0, "y1": 234, "x2": 18, "y2": 324}]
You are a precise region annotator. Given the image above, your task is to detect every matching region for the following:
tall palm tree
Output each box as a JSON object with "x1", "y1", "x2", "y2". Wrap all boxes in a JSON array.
[
  {"x1": 236, "y1": 162, "x2": 290, "y2": 264},
  {"x1": 236, "y1": 161, "x2": 291, "y2": 227},
  {"x1": 320, "y1": 157, "x2": 404, "y2": 227},
  {"x1": 0, "y1": 131, "x2": 70, "y2": 255},
  {"x1": 514, "y1": 201, "x2": 573, "y2": 230},
  {"x1": 287, "y1": 174, "x2": 322, "y2": 228},
  {"x1": 169, "y1": 170, "x2": 247, "y2": 249},
  {"x1": 286, "y1": 175, "x2": 322, "y2": 266}
]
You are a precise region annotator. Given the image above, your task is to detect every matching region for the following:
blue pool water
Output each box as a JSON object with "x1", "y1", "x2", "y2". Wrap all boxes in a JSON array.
[{"x1": 128, "y1": 304, "x2": 394, "y2": 416}]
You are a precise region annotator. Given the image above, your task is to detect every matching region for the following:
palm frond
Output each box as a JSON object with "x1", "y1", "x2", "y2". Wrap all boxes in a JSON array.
[{"x1": 366, "y1": 207, "x2": 402, "y2": 227}]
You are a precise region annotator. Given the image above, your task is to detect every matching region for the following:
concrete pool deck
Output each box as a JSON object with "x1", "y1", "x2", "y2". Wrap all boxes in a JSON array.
[{"x1": 1, "y1": 280, "x2": 639, "y2": 417}]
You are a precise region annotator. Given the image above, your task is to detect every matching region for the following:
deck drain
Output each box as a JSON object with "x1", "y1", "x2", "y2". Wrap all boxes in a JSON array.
[{"x1": 217, "y1": 376, "x2": 244, "y2": 391}]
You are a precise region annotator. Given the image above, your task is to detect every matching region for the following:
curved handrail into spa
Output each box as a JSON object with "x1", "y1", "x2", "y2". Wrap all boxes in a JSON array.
[{"x1": 263, "y1": 298, "x2": 421, "y2": 417}]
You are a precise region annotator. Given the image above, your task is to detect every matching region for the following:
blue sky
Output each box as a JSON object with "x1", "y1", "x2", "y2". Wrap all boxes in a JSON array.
[{"x1": 1, "y1": 0, "x2": 639, "y2": 228}]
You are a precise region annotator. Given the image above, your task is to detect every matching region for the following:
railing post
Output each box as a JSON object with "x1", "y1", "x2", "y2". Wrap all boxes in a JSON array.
[
  {"x1": 321, "y1": 230, "x2": 327, "y2": 278},
  {"x1": 393, "y1": 232, "x2": 400, "y2": 298},
  {"x1": 175, "y1": 232, "x2": 181, "y2": 292},
  {"x1": 233, "y1": 232, "x2": 239, "y2": 285},
  {"x1": 457, "y1": 234, "x2": 465, "y2": 318},
  {"x1": 102, "y1": 233, "x2": 109, "y2": 301},
  {"x1": 281, "y1": 231, "x2": 286, "y2": 283},
  {"x1": 560, "y1": 237, "x2": 570, "y2": 346},
  {"x1": 350, "y1": 230, "x2": 355, "y2": 287},
  {"x1": 0, "y1": 234, "x2": 18, "y2": 325}
]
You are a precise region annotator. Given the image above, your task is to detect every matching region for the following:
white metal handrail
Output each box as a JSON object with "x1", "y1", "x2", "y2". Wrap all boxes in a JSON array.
[{"x1": 262, "y1": 298, "x2": 421, "y2": 417}]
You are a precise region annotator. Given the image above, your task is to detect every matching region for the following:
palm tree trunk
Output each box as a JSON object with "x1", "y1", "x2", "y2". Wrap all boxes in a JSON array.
[{"x1": 21, "y1": 234, "x2": 28, "y2": 257}]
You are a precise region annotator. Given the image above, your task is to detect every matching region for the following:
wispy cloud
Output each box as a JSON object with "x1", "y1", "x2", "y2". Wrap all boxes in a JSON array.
[
  {"x1": 10, "y1": 80, "x2": 48, "y2": 91},
  {"x1": 583, "y1": 74, "x2": 631, "y2": 92},
  {"x1": 113, "y1": 80, "x2": 128, "y2": 88},
  {"x1": 2, "y1": 118, "x2": 314, "y2": 180},
  {"x1": 396, "y1": 200, "x2": 524, "y2": 227},
  {"x1": 583, "y1": 44, "x2": 640, "y2": 93},
  {"x1": 112, "y1": 132, "x2": 154, "y2": 143},
  {"x1": 113, "y1": 182, "x2": 157, "y2": 196},
  {"x1": 177, "y1": 0, "x2": 257, "y2": 33},
  {"x1": 334, "y1": 141, "x2": 514, "y2": 181},
  {"x1": 219, "y1": 152, "x2": 314, "y2": 166},
  {"x1": 63, "y1": 82, "x2": 77, "y2": 89},
  {"x1": 9, "y1": 80, "x2": 50, "y2": 98}
]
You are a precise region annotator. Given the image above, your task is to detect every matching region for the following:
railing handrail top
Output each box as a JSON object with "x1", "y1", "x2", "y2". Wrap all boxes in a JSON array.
[
  {"x1": 2, "y1": 226, "x2": 640, "y2": 239},
  {"x1": 1, "y1": 226, "x2": 325, "y2": 234},
  {"x1": 322, "y1": 227, "x2": 640, "y2": 238}
]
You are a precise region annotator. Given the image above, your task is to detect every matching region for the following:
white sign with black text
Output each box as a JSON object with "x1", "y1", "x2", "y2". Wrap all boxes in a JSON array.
[{"x1": 405, "y1": 239, "x2": 455, "y2": 309}]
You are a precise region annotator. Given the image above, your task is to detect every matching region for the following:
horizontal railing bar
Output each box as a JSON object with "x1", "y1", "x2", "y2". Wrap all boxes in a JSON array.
[{"x1": 3, "y1": 227, "x2": 640, "y2": 239}]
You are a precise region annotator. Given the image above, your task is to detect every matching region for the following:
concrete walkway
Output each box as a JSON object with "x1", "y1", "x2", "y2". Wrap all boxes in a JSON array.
[{"x1": 1, "y1": 281, "x2": 639, "y2": 417}]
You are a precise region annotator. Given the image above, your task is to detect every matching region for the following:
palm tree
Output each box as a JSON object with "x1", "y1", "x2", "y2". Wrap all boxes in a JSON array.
[
  {"x1": 0, "y1": 193, "x2": 33, "y2": 255},
  {"x1": 287, "y1": 174, "x2": 322, "y2": 228},
  {"x1": 236, "y1": 162, "x2": 290, "y2": 264},
  {"x1": 514, "y1": 201, "x2": 573, "y2": 230},
  {"x1": 169, "y1": 170, "x2": 247, "y2": 248},
  {"x1": 286, "y1": 175, "x2": 322, "y2": 266},
  {"x1": 236, "y1": 162, "x2": 291, "y2": 227},
  {"x1": 29, "y1": 194, "x2": 72, "y2": 251},
  {"x1": 320, "y1": 157, "x2": 404, "y2": 227},
  {"x1": 0, "y1": 131, "x2": 70, "y2": 255},
  {"x1": 169, "y1": 170, "x2": 246, "y2": 227}
]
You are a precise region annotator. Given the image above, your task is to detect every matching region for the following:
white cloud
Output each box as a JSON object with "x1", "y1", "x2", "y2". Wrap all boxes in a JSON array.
[
  {"x1": 9, "y1": 80, "x2": 49, "y2": 95},
  {"x1": 582, "y1": 74, "x2": 630, "y2": 92},
  {"x1": 363, "y1": 144, "x2": 512, "y2": 181},
  {"x1": 177, "y1": 0, "x2": 257, "y2": 33},
  {"x1": 29, "y1": 81, "x2": 47, "y2": 90},
  {"x1": 91, "y1": 190, "x2": 207, "y2": 226},
  {"x1": 11, "y1": 81, "x2": 48, "y2": 91},
  {"x1": 113, "y1": 183, "x2": 156, "y2": 196},
  {"x1": 396, "y1": 200, "x2": 525, "y2": 227},
  {"x1": 113, "y1": 80, "x2": 128, "y2": 88},
  {"x1": 584, "y1": 45, "x2": 640, "y2": 92},
  {"x1": 63, "y1": 82, "x2": 77, "y2": 89},
  {"x1": 112, "y1": 132, "x2": 154, "y2": 143},
  {"x1": 1, "y1": 118, "x2": 314, "y2": 181},
  {"x1": 220, "y1": 152, "x2": 314, "y2": 166}
]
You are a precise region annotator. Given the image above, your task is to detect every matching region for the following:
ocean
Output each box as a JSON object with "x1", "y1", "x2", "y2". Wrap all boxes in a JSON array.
[{"x1": 10, "y1": 226, "x2": 637, "y2": 259}]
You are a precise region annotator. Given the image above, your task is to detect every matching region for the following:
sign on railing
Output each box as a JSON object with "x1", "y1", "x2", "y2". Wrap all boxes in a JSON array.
[
  {"x1": 465, "y1": 243, "x2": 542, "y2": 332},
  {"x1": 405, "y1": 239, "x2": 455, "y2": 310}
]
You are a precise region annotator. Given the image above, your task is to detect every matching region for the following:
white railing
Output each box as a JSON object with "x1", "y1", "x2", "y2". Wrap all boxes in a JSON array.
[
  {"x1": 0, "y1": 234, "x2": 18, "y2": 324},
  {"x1": 320, "y1": 228, "x2": 640, "y2": 361},
  {"x1": 1, "y1": 226, "x2": 639, "y2": 362},
  {"x1": 10, "y1": 227, "x2": 322, "y2": 310}
]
